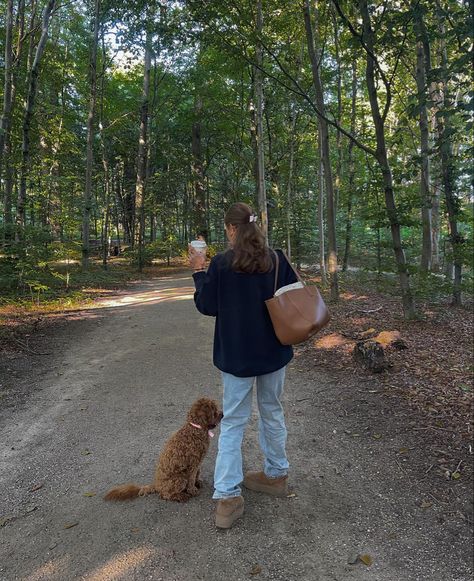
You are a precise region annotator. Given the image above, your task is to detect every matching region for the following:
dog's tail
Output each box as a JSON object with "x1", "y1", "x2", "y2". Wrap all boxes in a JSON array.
[{"x1": 104, "y1": 483, "x2": 155, "y2": 501}]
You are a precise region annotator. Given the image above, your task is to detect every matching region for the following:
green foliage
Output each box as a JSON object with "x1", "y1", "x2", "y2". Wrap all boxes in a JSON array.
[
  {"x1": 0, "y1": 226, "x2": 55, "y2": 296},
  {"x1": 0, "y1": 0, "x2": 472, "y2": 311},
  {"x1": 124, "y1": 238, "x2": 187, "y2": 266}
]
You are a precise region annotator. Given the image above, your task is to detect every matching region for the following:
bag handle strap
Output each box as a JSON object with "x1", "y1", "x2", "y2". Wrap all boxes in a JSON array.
[
  {"x1": 271, "y1": 249, "x2": 280, "y2": 294},
  {"x1": 271, "y1": 249, "x2": 304, "y2": 294},
  {"x1": 281, "y1": 249, "x2": 304, "y2": 284}
]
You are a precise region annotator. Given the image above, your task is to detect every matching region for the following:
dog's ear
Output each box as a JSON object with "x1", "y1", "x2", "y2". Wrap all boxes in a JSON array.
[{"x1": 188, "y1": 398, "x2": 217, "y2": 427}]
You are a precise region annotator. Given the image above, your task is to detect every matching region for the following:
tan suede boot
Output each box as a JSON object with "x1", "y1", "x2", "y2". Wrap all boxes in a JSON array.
[
  {"x1": 215, "y1": 496, "x2": 244, "y2": 529},
  {"x1": 243, "y1": 471, "x2": 288, "y2": 497}
]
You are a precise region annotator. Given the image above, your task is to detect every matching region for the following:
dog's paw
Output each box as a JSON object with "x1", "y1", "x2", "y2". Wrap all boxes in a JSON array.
[{"x1": 170, "y1": 492, "x2": 192, "y2": 503}]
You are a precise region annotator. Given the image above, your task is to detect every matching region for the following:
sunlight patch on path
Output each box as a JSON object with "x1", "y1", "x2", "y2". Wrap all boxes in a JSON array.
[
  {"x1": 86, "y1": 285, "x2": 195, "y2": 309},
  {"x1": 24, "y1": 556, "x2": 70, "y2": 581},
  {"x1": 82, "y1": 546, "x2": 156, "y2": 581}
]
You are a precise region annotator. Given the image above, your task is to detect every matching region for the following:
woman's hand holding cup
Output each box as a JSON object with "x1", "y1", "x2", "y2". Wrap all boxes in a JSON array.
[{"x1": 189, "y1": 240, "x2": 207, "y2": 271}]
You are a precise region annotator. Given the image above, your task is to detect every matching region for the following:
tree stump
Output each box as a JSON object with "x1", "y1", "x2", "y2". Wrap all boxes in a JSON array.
[
  {"x1": 353, "y1": 339, "x2": 388, "y2": 372},
  {"x1": 353, "y1": 330, "x2": 407, "y2": 373}
]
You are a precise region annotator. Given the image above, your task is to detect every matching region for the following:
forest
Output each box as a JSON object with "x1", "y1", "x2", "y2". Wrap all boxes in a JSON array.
[
  {"x1": 0, "y1": 4, "x2": 473, "y2": 576},
  {"x1": 0, "y1": 0, "x2": 472, "y2": 317}
]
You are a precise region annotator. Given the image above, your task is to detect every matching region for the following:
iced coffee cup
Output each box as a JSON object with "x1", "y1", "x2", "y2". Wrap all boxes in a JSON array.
[{"x1": 190, "y1": 240, "x2": 207, "y2": 255}]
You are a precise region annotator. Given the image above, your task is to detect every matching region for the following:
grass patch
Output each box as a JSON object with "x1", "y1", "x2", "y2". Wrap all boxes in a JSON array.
[{"x1": 0, "y1": 257, "x2": 189, "y2": 314}]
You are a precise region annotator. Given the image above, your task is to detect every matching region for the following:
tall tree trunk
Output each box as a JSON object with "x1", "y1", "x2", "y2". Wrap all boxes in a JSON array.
[
  {"x1": 303, "y1": 0, "x2": 338, "y2": 300},
  {"x1": 150, "y1": 213, "x2": 156, "y2": 242},
  {"x1": 115, "y1": 165, "x2": 126, "y2": 243},
  {"x1": 414, "y1": 5, "x2": 432, "y2": 272},
  {"x1": 112, "y1": 167, "x2": 122, "y2": 253},
  {"x1": 332, "y1": 7, "x2": 342, "y2": 213},
  {"x1": 16, "y1": 0, "x2": 56, "y2": 234},
  {"x1": 0, "y1": 0, "x2": 14, "y2": 181},
  {"x1": 3, "y1": 141, "x2": 14, "y2": 235},
  {"x1": 3, "y1": 0, "x2": 26, "y2": 236},
  {"x1": 249, "y1": 84, "x2": 259, "y2": 199},
  {"x1": 343, "y1": 58, "x2": 357, "y2": 271},
  {"x1": 26, "y1": 0, "x2": 38, "y2": 71},
  {"x1": 431, "y1": 181, "x2": 441, "y2": 271},
  {"x1": 318, "y1": 131, "x2": 327, "y2": 285},
  {"x1": 255, "y1": 0, "x2": 268, "y2": 240},
  {"x1": 359, "y1": 0, "x2": 415, "y2": 318},
  {"x1": 102, "y1": 185, "x2": 110, "y2": 268},
  {"x1": 264, "y1": 104, "x2": 278, "y2": 243},
  {"x1": 438, "y1": 18, "x2": 462, "y2": 305},
  {"x1": 286, "y1": 109, "x2": 297, "y2": 259},
  {"x1": 15, "y1": 0, "x2": 26, "y2": 53},
  {"x1": 134, "y1": 18, "x2": 152, "y2": 271},
  {"x1": 99, "y1": 30, "x2": 111, "y2": 270},
  {"x1": 147, "y1": 58, "x2": 158, "y2": 244},
  {"x1": 82, "y1": 0, "x2": 100, "y2": 269},
  {"x1": 429, "y1": 46, "x2": 442, "y2": 272},
  {"x1": 48, "y1": 41, "x2": 68, "y2": 240},
  {"x1": 192, "y1": 95, "x2": 206, "y2": 238}
]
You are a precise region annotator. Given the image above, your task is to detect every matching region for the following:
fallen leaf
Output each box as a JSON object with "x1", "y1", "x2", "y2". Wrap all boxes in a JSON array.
[
  {"x1": 81, "y1": 450, "x2": 92, "y2": 456},
  {"x1": 348, "y1": 553, "x2": 374, "y2": 566},
  {"x1": 0, "y1": 516, "x2": 13, "y2": 527},
  {"x1": 451, "y1": 471, "x2": 461, "y2": 480},
  {"x1": 420, "y1": 500, "x2": 433, "y2": 509},
  {"x1": 131, "y1": 527, "x2": 140, "y2": 533},
  {"x1": 25, "y1": 505, "x2": 38, "y2": 513},
  {"x1": 359, "y1": 554, "x2": 373, "y2": 566},
  {"x1": 64, "y1": 522, "x2": 79, "y2": 529},
  {"x1": 83, "y1": 492, "x2": 96, "y2": 497},
  {"x1": 398, "y1": 448, "x2": 409, "y2": 454},
  {"x1": 30, "y1": 483, "x2": 44, "y2": 492},
  {"x1": 372, "y1": 434, "x2": 382, "y2": 440},
  {"x1": 286, "y1": 493, "x2": 297, "y2": 498},
  {"x1": 250, "y1": 565, "x2": 262, "y2": 575},
  {"x1": 360, "y1": 328, "x2": 376, "y2": 338}
]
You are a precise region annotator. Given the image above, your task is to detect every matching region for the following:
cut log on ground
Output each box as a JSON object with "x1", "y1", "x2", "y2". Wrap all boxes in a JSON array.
[
  {"x1": 353, "y1": 330, "x2": 408, "y2": 373},
  {"x1": 374, "y1": 330, "x2": 408, "y2": 350}
]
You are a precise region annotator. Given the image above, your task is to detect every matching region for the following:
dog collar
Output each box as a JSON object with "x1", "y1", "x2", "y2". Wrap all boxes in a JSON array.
[{"x1": 190, "y1": 422, "x2": 214, "y2": 438}]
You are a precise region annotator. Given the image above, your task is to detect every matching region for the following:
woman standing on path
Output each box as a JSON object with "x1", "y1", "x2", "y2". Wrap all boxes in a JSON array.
[{"x1": 189, "y1": 202, "x2": 297, "y2": 529}]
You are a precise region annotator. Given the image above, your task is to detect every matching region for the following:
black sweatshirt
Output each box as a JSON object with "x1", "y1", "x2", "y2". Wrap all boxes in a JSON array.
[{"x1": 192, "y1": 249, "x2": 298, "y2": 377}]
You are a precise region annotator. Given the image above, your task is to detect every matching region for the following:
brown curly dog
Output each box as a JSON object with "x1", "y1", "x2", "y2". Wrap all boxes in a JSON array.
[{"x1": 104, "y1": 397, "x2": 223, "y2": 503}]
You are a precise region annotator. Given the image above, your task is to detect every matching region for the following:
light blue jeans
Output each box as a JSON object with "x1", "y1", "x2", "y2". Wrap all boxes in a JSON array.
[{"x1": 213, "y1": 366, "x2": 289, "y2": 499}]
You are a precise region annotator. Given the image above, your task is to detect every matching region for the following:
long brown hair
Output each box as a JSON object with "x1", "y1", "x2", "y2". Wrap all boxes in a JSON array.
[{"x1": 224, "y1": 203, "x2": 273, "y2": 273}]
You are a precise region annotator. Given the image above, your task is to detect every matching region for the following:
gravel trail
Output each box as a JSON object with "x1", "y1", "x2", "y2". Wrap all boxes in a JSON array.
[{"x1": 0, "y1": 274, "x2": 472, "y2": 581}]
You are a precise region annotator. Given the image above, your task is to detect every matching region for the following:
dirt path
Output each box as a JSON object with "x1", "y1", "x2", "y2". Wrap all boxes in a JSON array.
[{"x1": 0, "y1": 275, "x2": 472, "y2": 581}]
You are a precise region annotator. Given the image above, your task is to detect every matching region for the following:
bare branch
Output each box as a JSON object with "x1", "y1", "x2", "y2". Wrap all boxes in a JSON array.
[
  {"x1": 331, "y1": 0, "x2": 392, "y2": 122},
  {"x1": 188, "y1": 0, "x2": 376, "y2": 157}
]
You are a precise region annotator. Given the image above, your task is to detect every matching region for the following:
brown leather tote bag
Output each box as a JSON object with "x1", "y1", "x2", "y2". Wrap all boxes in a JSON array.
[{"x1": 265, "y1": 250, "x2": 330, "y2": 345}]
